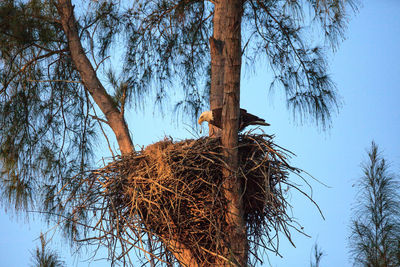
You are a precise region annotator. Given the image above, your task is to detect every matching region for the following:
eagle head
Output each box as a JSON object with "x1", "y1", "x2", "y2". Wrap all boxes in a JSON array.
[{"x1": 198, "y1": 110, "x2": 213, "y2": 125}]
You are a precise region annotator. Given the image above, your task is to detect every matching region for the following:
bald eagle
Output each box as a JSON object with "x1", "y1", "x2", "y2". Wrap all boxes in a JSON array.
[{"x1": 198, "y1": 108, "x2": 270, "y2": 131}]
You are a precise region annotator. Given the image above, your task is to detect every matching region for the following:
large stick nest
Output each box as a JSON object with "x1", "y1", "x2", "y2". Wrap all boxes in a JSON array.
[{"x1": 66, "y1": 134, "x2": 313, "y2": 266}]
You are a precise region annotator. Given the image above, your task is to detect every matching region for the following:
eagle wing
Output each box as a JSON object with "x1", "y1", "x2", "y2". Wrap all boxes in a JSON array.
[
  {"x1": 239, "y1": 109, "x2": 269, "y2": 131},
  {"x1": 210, "y1": 108, "x2": 269, "y2": 131}
]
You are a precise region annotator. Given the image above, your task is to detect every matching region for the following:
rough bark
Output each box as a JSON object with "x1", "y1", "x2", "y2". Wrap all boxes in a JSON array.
[
  {"x1": 209, "y1": 4, "x2": 225, "y2": 137},
  {"x1": 56, "y1": 1, "x2": 199, "y2": 265},
  {"x1": 214, "y1": 0, "x2": 248, "y2": 266},
  {"x1": 56, "y1": 0, "x2": 133, "y2": 155}
]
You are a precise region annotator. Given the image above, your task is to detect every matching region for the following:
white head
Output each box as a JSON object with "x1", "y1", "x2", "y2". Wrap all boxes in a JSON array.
[{"x1": 198, "y1": 110, "x2": 213, "y2": 125}]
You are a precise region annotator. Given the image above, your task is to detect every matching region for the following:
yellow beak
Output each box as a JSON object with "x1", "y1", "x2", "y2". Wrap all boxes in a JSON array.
[{"x1": 198, "y1": 118, "x2": 204, "y2": 133}]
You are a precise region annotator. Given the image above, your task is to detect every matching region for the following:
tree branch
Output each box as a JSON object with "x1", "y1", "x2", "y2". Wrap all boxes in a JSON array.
[
  {"x1": 1, "y1": 49, "x2": 68, "y2": 93},
  {"x1": 56, "y1": 0, "x2": 134, "y2": 155}
]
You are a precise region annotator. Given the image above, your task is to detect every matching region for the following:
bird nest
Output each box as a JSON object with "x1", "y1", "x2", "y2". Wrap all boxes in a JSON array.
[{"x1": 63, "y1": 134, "x2": 316, "y2": 266}]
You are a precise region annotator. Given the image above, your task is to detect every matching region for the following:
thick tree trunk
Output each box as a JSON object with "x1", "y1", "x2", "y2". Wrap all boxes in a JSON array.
[
  {"x1": 56, "y1": 0, "x2": 133, "y2": 155},
  {"x1": 56, "y1": 1, "x2": 199, "y2": 265},
  {"x1": 213, "y1": 0, "x2": 248, "y2": 266}
]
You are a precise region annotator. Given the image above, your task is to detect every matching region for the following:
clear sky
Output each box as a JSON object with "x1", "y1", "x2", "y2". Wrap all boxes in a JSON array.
[{"x1": 1, "y1": 1, "x2": 400, "y2": 266}]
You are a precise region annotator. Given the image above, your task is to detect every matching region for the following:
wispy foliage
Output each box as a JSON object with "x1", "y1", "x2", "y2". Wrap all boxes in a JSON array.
[
  {"x1": 349, "y1": 142, "x2": 400, "y2": 266},
  {"x1": 120, "y1": 0, "x2": 358, "y2": 127},
  {"x1": 0, "y1": 0, "x2": 97, "y2": 214},
  {"x1": 121, "y1": 0, "x2": 211, "y2": 120},
  {"x1": 243, "y1": 0, "x2": 358, "y2": 127}
]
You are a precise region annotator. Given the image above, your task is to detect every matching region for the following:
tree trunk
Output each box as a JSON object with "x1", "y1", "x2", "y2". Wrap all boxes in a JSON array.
[
  {"x1": 209, "y1": 4, "x2": 225, "y2": 137},
  {"x1": 213, "y1": 0, "x2": 248, "y2": 266}
]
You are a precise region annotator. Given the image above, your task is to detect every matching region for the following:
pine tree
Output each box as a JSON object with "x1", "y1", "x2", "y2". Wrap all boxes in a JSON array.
[{"x1": 349, "y1": 142, "x2": 400, "y2": 267}]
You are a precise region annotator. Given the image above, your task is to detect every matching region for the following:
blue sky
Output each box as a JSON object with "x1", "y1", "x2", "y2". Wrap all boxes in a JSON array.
[{"x1": 1, "y1": 1, "x2": 400, "y2": 266}]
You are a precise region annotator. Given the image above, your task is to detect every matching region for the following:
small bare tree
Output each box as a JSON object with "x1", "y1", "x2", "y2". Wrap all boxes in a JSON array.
[
  {"x1": 310, "y1": 243, "x2": 324, "y2": 267},
  {"x1": 31, "y1": 233, "x2": 65, "y2": 267}
]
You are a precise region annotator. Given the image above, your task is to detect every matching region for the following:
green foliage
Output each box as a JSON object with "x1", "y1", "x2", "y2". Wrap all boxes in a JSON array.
[
  {"x1": 349, "y1": 142, "x2": 400, "y2": 267},
  {"x1": 118, "y1": 0, "x2": 358, "y2": 127},
  {"x1": 0, "y1": 0, "x2": 58, "y2": 52},
  {"x1": 30, "y1": 233, "x2": 65, "y2": 267},
  {"x1": 116, "y1": 0, "x2": 359, "y2": 127},
  {"x1": 121, "y1": 0, "x2": 211, "y2": 118},
  {"x1": 0, "y1": 0, "x2": 96, "y2": 215}
]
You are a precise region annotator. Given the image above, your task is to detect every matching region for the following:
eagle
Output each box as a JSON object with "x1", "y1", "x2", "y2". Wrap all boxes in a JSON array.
[{"x1": 198, "y1": 108, "x2": 270, "y2": 131}]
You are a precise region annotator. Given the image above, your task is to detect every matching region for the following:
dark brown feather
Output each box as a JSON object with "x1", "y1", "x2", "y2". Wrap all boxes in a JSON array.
[{"x1": 211, "y1": 108, "x2": 270, "y2": 131}]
